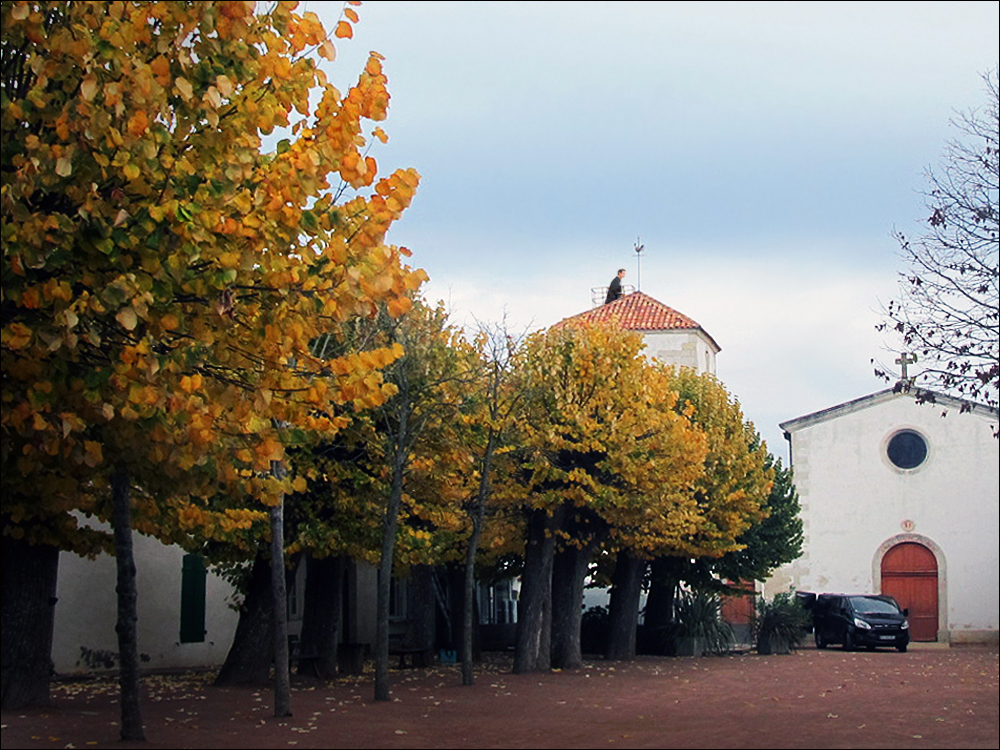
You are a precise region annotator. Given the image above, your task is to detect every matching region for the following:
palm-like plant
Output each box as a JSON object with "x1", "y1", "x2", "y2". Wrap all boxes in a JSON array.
[
  {"x1": 753, "y1": 593, "x2": 810, "y2": 654},
  {"x1": 669, "y1": 590, "x2": 735, "y2": 655}
]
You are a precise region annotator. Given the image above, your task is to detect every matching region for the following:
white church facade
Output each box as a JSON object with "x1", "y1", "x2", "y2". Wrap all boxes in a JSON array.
[{"x1": 765, "y1": 386, "x2": 999, "y2": 643}]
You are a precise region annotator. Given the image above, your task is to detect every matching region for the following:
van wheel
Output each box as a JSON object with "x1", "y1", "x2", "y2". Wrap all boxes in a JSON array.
[{"x1": 896, "y1": 644, "x2": 907, "y2": 653}]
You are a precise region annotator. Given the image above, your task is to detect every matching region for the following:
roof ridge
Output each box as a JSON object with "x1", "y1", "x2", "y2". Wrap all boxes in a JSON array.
[{"x1": 554, "y1": 291, "x2": 703, "y2": 331}]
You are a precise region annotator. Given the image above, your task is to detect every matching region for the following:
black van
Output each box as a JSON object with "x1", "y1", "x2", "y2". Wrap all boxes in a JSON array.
[{"x1": 810, "y1": 593, "x2": 910, "y2": 652}]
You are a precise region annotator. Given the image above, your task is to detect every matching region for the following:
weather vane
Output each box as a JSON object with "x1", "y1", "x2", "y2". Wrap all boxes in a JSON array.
[{"x1": 634, "y1": 237, "x2": 644, "y2": 292}]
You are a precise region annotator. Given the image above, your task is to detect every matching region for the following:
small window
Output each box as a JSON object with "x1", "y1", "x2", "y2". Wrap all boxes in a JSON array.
[
  {"x1": 886, "y1": 429, "x2": 928, "y2": 470},
  {"x1": 389, "y1": 577, "x2": 407, "y2": 620}
]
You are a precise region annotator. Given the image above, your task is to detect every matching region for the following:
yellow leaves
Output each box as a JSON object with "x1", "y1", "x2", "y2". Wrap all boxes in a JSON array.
[
  {"x1": 254, "y1": 388, "x2": 273, "y2": 412},
  {"x1": 386, "y1": 295, "x2": 412, "y2": 318},
  {"x1": 215, "y1": 74, "x2": 234, "y2": 99},
  {"x1": 83, "y1": 440, "x2": 103, "y2": 467},
  {"x1": 1, "y1": 0, "x2": 432, "y2": 552},
  {"x1": 335, "y1": 21, "x2": 354, "y2": 39},
  {"x1": 174, "y1": 76, "x2": 194, "y2": 101},
  {"x1": 179, "y1": 373, "x2": 203, "y2": 393},
  {"x1": 127, "y1": 384, "x2": 159, "y2": 408},
  {"x1": 116, "y1": 307, "x2": 138, "y2": 331},
  {"x1": 3, "y1": 322, "x2": 33, "y2": 349},
  {"x1": 204, "y1": 85, "x2": 223, "y2": 110},
  {"x1": 177, "y1": 505, "x2": 207, "y2": 531},
  {"x1": 59, "y1": 412, "x2": 85, "y2": 438}
]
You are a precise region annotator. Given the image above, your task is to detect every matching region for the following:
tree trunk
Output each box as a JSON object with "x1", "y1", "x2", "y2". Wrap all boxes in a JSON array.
[
  {"x1": 642, "y1": 556, "x2": 682, "y2": 655},
  {"x1": 215, "y1": 547, "x2": 275, "y2": 686},
  {"x1": 1, "y1": 532, "x2": 59, "y2": 709},
  {"x1": 462, "y1": 429, "x2": 494, "y2": 685},
  {"x1": 446, "y1": 563, "x2": 480, "y2": 660},
  {"x1": 549, "y1": 544, "x2": 591, "y2": 669},
  {"x1": 297, "y1": 554, "x2": 343, "y2": 679},
  {"x1": 110, "y1": 465, "x2": 145, "y2": 741},
  {"x1": 375, "y1": 432, "x2": 407, "y2": 702},
  {"x1": 513, "y1": 507, "x2": 559, "y2": 673},
  {"x1": 268, "y1": 477, "x2": 291, "y2": 718},
  {"x1": 605, "y1": 550, "x2": 646, "y2": 660},
  {"x1": 409, "y1": 565, "x2": 436, "y2": 654}
]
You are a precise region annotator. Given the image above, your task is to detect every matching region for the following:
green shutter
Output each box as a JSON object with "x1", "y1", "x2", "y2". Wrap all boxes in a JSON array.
[{"x1": 180, "y1": 554, "x2": 207, "y2": 643}]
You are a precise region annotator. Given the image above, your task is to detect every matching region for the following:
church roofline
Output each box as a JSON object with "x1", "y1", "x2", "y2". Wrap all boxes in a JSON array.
[{"x1": 780, "y1": 386, "x2": 999, "y2": 434}]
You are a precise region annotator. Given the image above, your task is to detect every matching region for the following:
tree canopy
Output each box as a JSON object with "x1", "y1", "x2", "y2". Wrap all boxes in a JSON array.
[{"x1": 1, "y1": 0, "x2": 425, "y2": 550}]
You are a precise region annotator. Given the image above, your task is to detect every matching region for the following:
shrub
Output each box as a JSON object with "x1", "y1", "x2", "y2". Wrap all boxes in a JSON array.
[
  {"x1": 668, "y1": 590, "x2": 735, "y2": 655},
  {"x1": 753, "y1": 592, "x2": 810, "y2": 654}
]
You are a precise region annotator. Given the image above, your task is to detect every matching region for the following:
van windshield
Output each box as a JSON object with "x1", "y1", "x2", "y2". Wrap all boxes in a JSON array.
[{"x1": 849, "y1": 596, "x2": 900, "y2": 615}]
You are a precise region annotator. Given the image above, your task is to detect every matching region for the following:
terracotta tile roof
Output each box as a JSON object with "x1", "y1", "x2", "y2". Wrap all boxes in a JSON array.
[
  {"x1": 554, "y1": 291, "x2": 695, "y2": 331},
  {"x1": 553, "y1": 291, "x2": 721, "y2": 352}
]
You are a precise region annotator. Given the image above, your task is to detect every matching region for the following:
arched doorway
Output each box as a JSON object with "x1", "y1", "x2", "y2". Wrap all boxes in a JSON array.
[{"x1": 880, "y1": 542, "x2": 938, "y2": 641}]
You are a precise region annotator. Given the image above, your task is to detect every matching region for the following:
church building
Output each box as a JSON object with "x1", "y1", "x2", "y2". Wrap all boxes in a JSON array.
[{"x1": 766, "y1": 381, "x2": 998, "y2": 644}]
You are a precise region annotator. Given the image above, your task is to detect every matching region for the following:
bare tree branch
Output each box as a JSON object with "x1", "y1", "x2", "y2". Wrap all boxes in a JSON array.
[{"x1": 877, "y1": 68, "x2": 998, "y2": 411}]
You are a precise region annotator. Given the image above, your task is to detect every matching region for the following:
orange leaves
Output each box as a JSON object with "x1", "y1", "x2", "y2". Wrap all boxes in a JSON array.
[
  {"x1": 179, "y1": 373, "x2": 203, "y2": 393},
  {"x1": 3, "y1": 322, "x2": 33, "y2": 350},
  {"x1": 1, "y1": 0, "x2": 429, "y2": 554},
  {"x1": 149, "y1": 56, "x2": 171, "y2": 87},
  {"x1": 255, "y1": 435, "x2": 284, "y2": 464},
  {"x1": 126, "y1": 110, "x2": 148, "y2": 138}
]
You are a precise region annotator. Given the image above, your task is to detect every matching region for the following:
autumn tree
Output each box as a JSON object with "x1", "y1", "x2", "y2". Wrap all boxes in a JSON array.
[
  {"x1": 621, "y1": 366, "x2": 773, "y2": 659},
  {"x1": 878, "y1": 68, "x2": 998, "y2": 411},
  {"x1": 280, "y1": 420, "x2": 387, "y2": 681},
  {"x1": 507, "y1": 323, "x2": 706, "y2": 673},
  {"x1": 359, "y1": 299, "x2": 477, "y2": 701},
  {"x1": 1, "y1": 0, "x2": 423, "y2": 724},
  {"x1": 457, "y1": 322, "x2": 524, "y2": 685}
]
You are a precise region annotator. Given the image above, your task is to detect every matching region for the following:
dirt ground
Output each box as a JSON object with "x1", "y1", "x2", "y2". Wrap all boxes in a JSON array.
[{"x1": 2, "y1": 643, "x2": 997, "y2": 749}]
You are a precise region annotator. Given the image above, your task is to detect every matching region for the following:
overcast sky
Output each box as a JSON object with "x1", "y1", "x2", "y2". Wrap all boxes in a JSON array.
[{"x1": 306, "y1": 0, "x2": 998, "y2": 457}]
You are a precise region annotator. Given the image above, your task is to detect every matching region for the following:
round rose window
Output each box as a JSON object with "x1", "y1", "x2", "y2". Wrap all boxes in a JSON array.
[{"x1": 886, "y1": 429, "x2": 928, "y2": 470}]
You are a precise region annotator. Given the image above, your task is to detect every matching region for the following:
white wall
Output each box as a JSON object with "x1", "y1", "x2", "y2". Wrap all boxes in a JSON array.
[
  {"x1": 642, "y1": 329, "x2": 717, "y2": 375},
  {"x1": 767, "y1": 393, "x2": 998, "y2": 642},
  {"x1": 53, "y1": 534, "x2": 239, "y2": 674}
]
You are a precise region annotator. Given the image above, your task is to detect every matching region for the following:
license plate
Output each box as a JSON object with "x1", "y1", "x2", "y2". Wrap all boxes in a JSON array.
[{"x1": 879, "y1": 635, "x2": 895, "y2": 641}]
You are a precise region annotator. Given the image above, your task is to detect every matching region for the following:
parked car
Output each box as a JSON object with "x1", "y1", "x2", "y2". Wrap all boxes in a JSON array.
[{"x1": 809, "y1": 593, "x2": 910, "y2": 652}]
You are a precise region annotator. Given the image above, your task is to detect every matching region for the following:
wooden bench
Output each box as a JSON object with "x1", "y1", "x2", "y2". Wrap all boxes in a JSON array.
[
  {"x1": 388, "y1": 642, "x2": 430, "y2": 669},
  {"x1": 287, "y1": 635, "x2": 321, "y2": 672}
]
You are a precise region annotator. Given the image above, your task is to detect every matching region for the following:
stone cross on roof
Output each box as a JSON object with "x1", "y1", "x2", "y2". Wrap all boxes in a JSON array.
[{"x1": 895, "y1": 352, "x2": 917, "y2": 381}]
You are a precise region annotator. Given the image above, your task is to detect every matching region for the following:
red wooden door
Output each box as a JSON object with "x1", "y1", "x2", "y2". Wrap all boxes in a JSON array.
[{"x1": 881, "y1": 542, "x2": 938, "y2": 641}]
